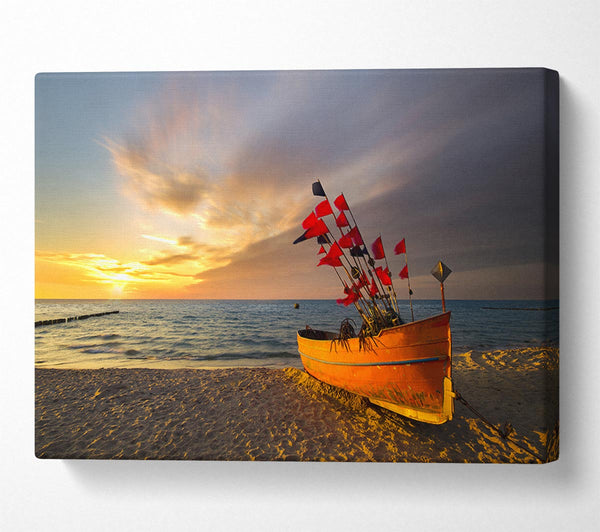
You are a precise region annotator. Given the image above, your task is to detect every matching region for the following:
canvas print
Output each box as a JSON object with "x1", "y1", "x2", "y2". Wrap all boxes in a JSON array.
[{"x1": 35, "y1": 68, "x2": 559, "y2": 462}]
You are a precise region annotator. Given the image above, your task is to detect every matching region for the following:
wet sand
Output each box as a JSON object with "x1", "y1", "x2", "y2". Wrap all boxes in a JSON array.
[{"x1": 35, "y1": 347, "x2": 558, "y2": 462}]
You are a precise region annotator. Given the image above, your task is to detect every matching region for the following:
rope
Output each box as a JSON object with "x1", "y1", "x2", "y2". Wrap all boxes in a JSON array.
[
  {"x1": 455, "y1": 391, "x2": 545, "y2": 463},
  {"x1": 369, "y1": 392, "x2": 550, "y2": 463}
]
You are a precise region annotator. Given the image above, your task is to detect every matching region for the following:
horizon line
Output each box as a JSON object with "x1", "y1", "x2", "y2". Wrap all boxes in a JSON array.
[{"x1": 34, "y1": 297, "x2": 559, "y2": 301}]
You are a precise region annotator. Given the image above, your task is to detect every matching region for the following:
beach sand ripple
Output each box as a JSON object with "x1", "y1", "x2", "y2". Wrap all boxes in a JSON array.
[{"x1": 35, "y1": 347, "x2": 558, "y2": 462}]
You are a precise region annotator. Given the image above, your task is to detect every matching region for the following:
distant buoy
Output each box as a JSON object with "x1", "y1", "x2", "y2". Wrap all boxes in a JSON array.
[{"x1": 294, "y1": 303, "x2": 300, "y2": 309}]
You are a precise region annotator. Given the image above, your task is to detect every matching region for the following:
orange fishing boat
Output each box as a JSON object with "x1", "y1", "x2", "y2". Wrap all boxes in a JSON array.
[
  {"x1": 297, "y1": 312, "x2": 454, "y2": 424},
  {"x1": 293, "y1": 180, "x2": 455, "y2": 424}
]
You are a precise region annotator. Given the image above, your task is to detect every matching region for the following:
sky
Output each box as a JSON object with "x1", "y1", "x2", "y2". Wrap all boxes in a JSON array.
[{"x1": 35, "y1": 69, "x2": 558, "y2": 300}]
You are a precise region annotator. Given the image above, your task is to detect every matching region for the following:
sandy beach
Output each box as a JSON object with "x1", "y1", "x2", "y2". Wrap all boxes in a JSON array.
[{"x1": 35, "y1": 347, "x2": 558, "y2": 462}]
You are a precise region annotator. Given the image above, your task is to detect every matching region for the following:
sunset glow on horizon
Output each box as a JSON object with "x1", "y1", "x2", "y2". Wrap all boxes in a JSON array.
[{"x1": 36, "y1": 70, "x2": 557, "y2": 300}]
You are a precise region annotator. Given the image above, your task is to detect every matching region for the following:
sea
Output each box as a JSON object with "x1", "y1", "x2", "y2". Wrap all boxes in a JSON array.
[{"x1": 35, "y1": 299, "x2": 559, "y2": 370}]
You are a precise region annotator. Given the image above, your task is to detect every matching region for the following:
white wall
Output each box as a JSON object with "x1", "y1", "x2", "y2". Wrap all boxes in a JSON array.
[{"x1": 2, "y1": 1, "x2": 599, "y2": 530}]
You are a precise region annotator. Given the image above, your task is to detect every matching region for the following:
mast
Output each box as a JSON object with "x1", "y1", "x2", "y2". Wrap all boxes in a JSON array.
[{"x1": 295, "y1": 180, "x2": 406, "y2": 333}]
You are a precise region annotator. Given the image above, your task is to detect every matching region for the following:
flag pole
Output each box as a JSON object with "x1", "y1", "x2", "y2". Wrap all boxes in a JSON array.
[
  {"x1": 335, "y1": 228, "x2": 389, "y2": 316},
  {"x1": 334, "y1": 205, "x2": 392, "y2": 317},
  {"x1": 295, "y1": 199, "x2": 371, "y2": 321},
  {"x1": 305, "y1": 181, "x2": 401, "y2": 333},
  {"x1": 324, "y1": 239, "x2": 371, "y2": 318},
  {"x1": 379, "y1": 234, "x2": 400, "y2": 315},
  {"x1": 404, "y1": 248, "x2": 415, "y2": 322},
  {"x1": 332, "y1": 262, "x2": 370, "y2": 318},
  {"x1": 341, "y1": 199, "x2": 393, "y2": 313},
  {"x1": 314, "y1": 181, "x2": 385, "y2": 316},
  {"x1": 321, "y1": 238, "x2": 370, "y2": 320},
  {"x1": 440, "y1": 281, "x2": 446, "y2": 312},
  {"x1": 430, "y1": 261, "x2": 452, "y2": 314},
  {"x1": 315, "y1": 219, "x2": 371, "y2": 320}
]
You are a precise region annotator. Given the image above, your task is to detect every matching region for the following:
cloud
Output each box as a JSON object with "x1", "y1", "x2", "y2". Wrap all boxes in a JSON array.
[
  {"x1": 143, "y1": 253, "x2": 198, "y2": 266},
  {"x1": 96, "y1": 70, "x2": 554, "y2": 299},
  {"x1": 177, "y1": 236, "x2": 195, "y2": 247},
  {"x1": 141, "y1": 236, "x2": 234, "y2": 273},
  {"x1": 104, "y1": 81, "x2": 314, "y2": 259},
  {"x1": 141, "y1": 234, "x2": 178, "y2": 245},
  {"x1": 35, "y1": 251, "x2": 196, "y2": 285},
  {"x1": 106, "y1": 139, "x2": 211, "y2": 215}
]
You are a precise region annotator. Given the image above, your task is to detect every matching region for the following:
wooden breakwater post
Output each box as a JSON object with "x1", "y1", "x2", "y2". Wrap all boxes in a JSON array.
[{"x1": 35, "y1": 310, "x2": 119, "y2": 327}]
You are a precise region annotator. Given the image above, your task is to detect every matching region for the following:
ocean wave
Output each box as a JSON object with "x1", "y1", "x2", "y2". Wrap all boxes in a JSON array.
[
  {"x1": 35, "y1": 299, "x2": 558, "y2": 369},
  {"x1": 83, "y1": 347, "x2": 120, "y2": 354},
  {"x1": 163, "y1": 351, "x2": 298, "y2": 362},
  {"x1": 73, "y1": 333, "x2": 122, "y2": 341},
  {"x1": 69, "y1": 341, "x2": 122, "y2": 351}
]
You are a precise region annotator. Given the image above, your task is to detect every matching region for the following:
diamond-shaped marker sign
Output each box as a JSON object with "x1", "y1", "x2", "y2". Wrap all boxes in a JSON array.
[{"x1": 431, "y1": 261, "x2": 452, "y2": 283}]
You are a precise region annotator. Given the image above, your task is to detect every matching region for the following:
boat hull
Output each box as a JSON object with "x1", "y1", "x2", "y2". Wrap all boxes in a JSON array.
[{"x1": 297, "y1": 312, "x2": 454, "y2": 424}]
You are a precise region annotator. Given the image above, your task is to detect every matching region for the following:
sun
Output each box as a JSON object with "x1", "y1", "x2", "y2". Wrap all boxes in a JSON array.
[
  {"x1": 108, "y1": 274, "x2": 131, "y2": 298},
  {"x1": 111, "y1": 282, "x2": 126, "y2": 298}
]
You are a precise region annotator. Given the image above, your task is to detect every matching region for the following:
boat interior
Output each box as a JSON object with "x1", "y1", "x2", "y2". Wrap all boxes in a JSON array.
[{"x1": 298, "y1": 328, "x2": 338, "y2": 341}]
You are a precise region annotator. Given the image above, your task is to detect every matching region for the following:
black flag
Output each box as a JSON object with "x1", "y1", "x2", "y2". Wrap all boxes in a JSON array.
[
  {"x1": 350, "y1": 245, "x2": 365, "y2": 257},
  {"x1": 317, "y1": 234, "x2": 331, "y2": 244},
  {"x1": 293, "y1": 230, "x2": 309, "y2": 244},
  {"x1": 312, "y1": 181, "x2": 326, "y2": 197}
]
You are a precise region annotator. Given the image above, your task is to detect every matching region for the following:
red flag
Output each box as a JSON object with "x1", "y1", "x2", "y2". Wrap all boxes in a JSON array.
[
  {"x1": 334, "y1": 194, "x2": 349, "y2": 211},
  {"x1": 315, "y1": 199, "x2": 333, "y2": 218},
  {"x1": 394, "y1": 238, "x2": 406, "y2": 255},
  {"x1": 317, "y1": 245, "x2": 326, "y2": 255},
  {"x1": 302, "y1": 211, "x2": 318, "y2": 230},
  {"x1": 318, "y1": 255, "x2": 343, "y2": 267},
  {"x1": 305, "y1": 219, "x2": 329, "y2": 238},
  {"x1": 326, "y1": 242, "x2": 343, "y2": 259},
  {"x1": 369, "y1": 278, "x2": 379, "y2": 297},
  {"x1": 318, "y1": 242, "x2": 343, "y2": 267},
  {"x1": 338, "y1": 233, "x2": 353, "y2": 248},
  {"x1": 335, "y1": 211, "x2": 349, "y2": 228},
  {"x1": 371, "y1": 236, "x2": 385, "y2": 260},
  {"x1": 336, "y1": 289, "x2": 360, "y2": 306},
  {"x1": 348, "y1": 226, "x2": 363, "y2": 246},
  {"x1": 375, "y1": 266, "x2": 392, "y2": 285},
  {"x1": 399, "y1": 265, "x2": 409, "y2": 279}
]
